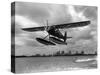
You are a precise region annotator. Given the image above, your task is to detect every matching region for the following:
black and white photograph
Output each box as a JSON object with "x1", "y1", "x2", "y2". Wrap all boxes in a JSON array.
[{"x1": 11, "y1": 2, "x2": 97, "y2": 73}]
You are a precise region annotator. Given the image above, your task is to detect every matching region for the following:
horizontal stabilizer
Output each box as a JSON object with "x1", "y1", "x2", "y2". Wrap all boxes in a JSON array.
[{"x1": 67, "y1": 37, "x2": 72, "y2": 39}]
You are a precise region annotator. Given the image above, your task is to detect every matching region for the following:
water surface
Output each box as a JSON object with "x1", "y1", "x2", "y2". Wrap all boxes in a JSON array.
[{"x1": 15, "y1": 56, "x2": 97, "y2": 73}]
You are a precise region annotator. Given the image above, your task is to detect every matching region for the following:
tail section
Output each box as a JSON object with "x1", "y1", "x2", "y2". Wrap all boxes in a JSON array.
[
  {"x1": 63, "y1": 32, "x2": 72, "y2": 42},
  {"x1": 64, "y1": 32, "x2": 67, "y2": 42}
]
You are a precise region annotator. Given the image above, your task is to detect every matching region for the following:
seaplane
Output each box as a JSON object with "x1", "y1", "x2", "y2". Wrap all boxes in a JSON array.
[{"x1": 22, "y1": 20, "x2": 90, "y2": 45}]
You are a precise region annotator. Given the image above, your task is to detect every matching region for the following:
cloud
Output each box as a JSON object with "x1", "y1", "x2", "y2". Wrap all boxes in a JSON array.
[
  {"x1": 64, "y1": 5, "x2": 97, "y2": 45},
  {"x1": 16, "y1": 2, "x2": 51, "y2": 21},
  {"x1": 14, "y1": 15, "x2": 49, "y2": 47},
  {"x1": 66, "y1": 5, "x2": 88, "y2": 22},
  {"x1": 15, "y1": 15, "x2": 40, "y2": 28},
  {"x1": 15, "y1": 36, "x2": 26, "y2": 46}
]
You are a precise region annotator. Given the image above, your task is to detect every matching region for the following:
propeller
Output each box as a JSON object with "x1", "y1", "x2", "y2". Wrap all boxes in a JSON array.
[
  {"x1": 42, "y1": 19, "x2": 50, "y2": 39},
  {"x1": 44, "y1": 20, "x2": 50, "y2": 32},
  {"x1": 42, "y1": 19, "x2": 48, "y2": 31}
]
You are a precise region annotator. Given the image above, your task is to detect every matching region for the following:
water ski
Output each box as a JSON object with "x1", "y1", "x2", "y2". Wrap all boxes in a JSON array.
[{"x1": 36, "y1": 38, "x2": 56, "y2": 45}]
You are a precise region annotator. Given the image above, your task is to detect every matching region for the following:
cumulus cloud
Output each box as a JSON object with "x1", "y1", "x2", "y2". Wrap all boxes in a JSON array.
[
  {"x1": 13, "y1": 15, "x2": 49, "y2": 47},
  {"x1": 15, "y1": 15, "x2": 40, "y2": 28}
]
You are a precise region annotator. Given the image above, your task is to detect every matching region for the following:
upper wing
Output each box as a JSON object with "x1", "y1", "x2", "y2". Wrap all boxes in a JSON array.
[
  {"x1": 22, "y1": 26, "x2": 45, "y2": 32},
  {"x1": 22, "y1": 20, "x2": 90, "y2": 32}
]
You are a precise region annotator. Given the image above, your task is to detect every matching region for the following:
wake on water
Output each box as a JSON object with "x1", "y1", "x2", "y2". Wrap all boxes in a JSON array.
[{"x1": 75, "y1": 57, "x2": 97, "y2": 63}]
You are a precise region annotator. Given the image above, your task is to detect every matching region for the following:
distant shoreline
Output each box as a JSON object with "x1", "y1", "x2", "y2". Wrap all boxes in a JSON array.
[{"x1": 11, "y1": 54, "x2": 97, "y2": 58}]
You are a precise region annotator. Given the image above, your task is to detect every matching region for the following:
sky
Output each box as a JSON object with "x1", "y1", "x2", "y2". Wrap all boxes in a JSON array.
[{"x1": 11, "y1": 2, "x2": 97, "y2": 56}]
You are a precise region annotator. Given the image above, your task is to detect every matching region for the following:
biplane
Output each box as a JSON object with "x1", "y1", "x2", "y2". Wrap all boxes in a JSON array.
[{"x1": 22, "y1": 20, "x2": 90, "y2": 45}]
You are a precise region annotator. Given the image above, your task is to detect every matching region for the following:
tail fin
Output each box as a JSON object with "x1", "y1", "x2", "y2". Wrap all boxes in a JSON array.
[
  {"x1": 64, "y1": 32, "x2": 67, "y2": 42},
  {"x1": 64, "y1": 32, "x2": 72, "y2": 42}
]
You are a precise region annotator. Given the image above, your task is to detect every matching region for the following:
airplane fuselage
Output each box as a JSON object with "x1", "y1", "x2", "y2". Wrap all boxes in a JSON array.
[
  {"x1": 49, "y1": 37, "x2": 67, "y2": 45},
  {"x1": 47, "y1": 26, "x2": 64, "y2": 39}
]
